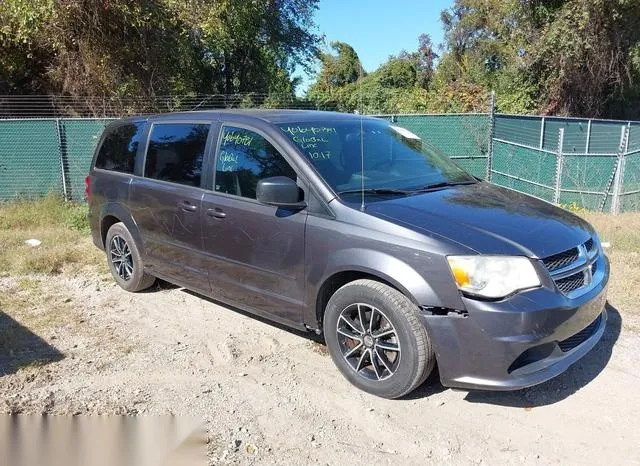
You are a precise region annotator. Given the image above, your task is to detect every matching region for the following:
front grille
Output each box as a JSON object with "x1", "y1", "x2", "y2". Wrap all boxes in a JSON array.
[
  {"x1": 584, "y1": 238, "x2": 594, "y2": 252},
  {"x1": 541, "y1": 237, "x2": 599, "y2": 296},
  {"x1": 558, "y1": 315, "x2": 602, "y2": 352},
  {"x1": 542, "y1": 247, "x2": 580, "y2": 272},
  {"x1": 555, "y1": 272, "x2": 585, "y2": 293}
]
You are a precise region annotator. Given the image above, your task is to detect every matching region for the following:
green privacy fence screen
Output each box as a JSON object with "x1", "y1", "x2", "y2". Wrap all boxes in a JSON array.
[
  {"x1": 379, "y1": 112, "x2": 640, "y2": 212},
  {"x1": 0, "y1": 119, "x2": 61, "y2": 199},
  {"x1": 490, "y1": 114, "x2": 638, "y2": 212},
  {"x1": 0, "y1": 118, "x2": 112, "y2": 201},
  {"x1": 0, "y1": 113, "x2": 639, "y2": 212},
  {"x1": 386, "y1": 114, "x2": 490, "y2": 178}
]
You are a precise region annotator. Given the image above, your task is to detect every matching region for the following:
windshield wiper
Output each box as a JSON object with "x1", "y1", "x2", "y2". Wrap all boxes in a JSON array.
[
  {"x1": 416, "y1": 180, "x2": 477, "y2": 192},
  {"x1": 337, "y1": 188, "x2": 414, "y2": 196}
]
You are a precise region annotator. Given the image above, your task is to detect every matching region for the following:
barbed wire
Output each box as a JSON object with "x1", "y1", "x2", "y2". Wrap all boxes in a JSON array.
[
  {"x1": 0, "y1": 95, "x2": 638, "y2": 211},
  {"x1": 0, "y1": 94, "x2": 330, "y2": 119}
]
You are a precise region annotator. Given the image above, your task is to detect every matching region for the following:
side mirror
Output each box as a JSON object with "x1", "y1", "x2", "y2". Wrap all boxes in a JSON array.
[{"x1": 256, "y1": 176, "x2": 306, "y2": 209}]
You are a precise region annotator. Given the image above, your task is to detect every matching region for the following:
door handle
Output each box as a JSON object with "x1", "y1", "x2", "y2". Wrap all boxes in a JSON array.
[
  {"x1": 206, "y1": 208, "x2": 227, "y2": 219},
  {"x1": 180, "y1": 201, "x2": 197, "y2": 212}
]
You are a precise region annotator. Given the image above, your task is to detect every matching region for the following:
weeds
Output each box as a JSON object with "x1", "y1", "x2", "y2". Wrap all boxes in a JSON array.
[
  {"x1": 0, "y1": 195, "x2": 638, "y2": 332},
  {"x1": 584, "y1": 212, "x2": 640, "y2": 253},
  {"x1": 0, "y1": 194, "x2": 103, "y2": 275},
  {"x1": 0, "y1": 194, "x2": 89, "y2": 231}
]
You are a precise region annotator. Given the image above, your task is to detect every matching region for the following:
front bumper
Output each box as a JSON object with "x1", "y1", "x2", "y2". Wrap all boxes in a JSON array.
[{"x1": 421, "y1": 256, "x2": 610, "y2": 391}]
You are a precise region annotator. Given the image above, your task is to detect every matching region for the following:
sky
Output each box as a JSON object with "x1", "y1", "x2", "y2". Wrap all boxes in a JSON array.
[{"x1": 296, "y1": 0, "x2": 453, "y2": 93}]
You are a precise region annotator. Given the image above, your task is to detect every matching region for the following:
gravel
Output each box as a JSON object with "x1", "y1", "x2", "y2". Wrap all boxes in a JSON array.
[{"x1": 1, "y1": 273, "x2": 639, "y2": 465}]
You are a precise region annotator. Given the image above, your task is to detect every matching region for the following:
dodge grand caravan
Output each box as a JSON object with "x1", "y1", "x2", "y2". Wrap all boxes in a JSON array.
[{"x1": 88, "y1": 110, "x2": 609, "y2": 399}]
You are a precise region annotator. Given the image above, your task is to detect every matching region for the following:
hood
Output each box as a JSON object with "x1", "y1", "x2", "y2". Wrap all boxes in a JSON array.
[{"x1": 360, "y1": 182, "x2": 594, "y2": 258}]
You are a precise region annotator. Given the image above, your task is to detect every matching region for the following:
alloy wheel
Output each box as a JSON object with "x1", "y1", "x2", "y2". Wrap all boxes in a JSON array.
[
  {"x1": 336, "y1": 303, "x2": 401, "y2": 381},
  {"x1": 109, "y1": 235, "x2": 133, "y2": 281}
]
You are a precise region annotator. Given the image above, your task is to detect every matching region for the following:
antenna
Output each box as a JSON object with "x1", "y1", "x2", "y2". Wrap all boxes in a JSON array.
[
  {"x1": 360, "y1": 116, "x2": 365, "y2": 211},
  {"x1": 359, "y1": 61, "x2": 365, "y2": 212}
]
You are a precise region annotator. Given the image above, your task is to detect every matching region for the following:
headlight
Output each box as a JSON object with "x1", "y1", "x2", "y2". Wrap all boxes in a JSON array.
[{"x1": 447, "y1": 256, "x2": 541, "y2": 299}]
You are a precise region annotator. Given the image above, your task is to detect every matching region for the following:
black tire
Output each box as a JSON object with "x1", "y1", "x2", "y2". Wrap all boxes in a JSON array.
[
  {"x1": 323, "y1": 279, "x2": 434, "y2": 399},
  {"x1": 105, "y1": 222, "x2": 155, "y2": 292}
]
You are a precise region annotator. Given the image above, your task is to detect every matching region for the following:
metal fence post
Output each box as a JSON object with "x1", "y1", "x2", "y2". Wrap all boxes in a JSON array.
[
  {"x1": 539, "y1": 117, "x2": 545, "y2": 149},
  {"x1": 55, "y1": 118, "x2": 69, "y2": 201},
  {"x1": 485, "y1": 91, "x2": 495, "y2": 181},
  {"x1": 611, "y1": 125, "x2": 630, "y2": 214},
  {"x1": 553, "y1": 128, "x2": 565, "y2": 204}
]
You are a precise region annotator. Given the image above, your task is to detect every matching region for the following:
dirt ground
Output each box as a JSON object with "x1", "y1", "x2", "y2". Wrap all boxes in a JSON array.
[{"x1": 1, "y1": 261, "x2": 639, "y2": 465}]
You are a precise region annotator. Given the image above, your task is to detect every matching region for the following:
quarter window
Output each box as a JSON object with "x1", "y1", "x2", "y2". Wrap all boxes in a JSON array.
[
  {"x1": 214, "y1": 126, "x2": 297, "y2": 199},
  {"x1": 95, "y1": 122, "x2": 144, "y2": 173},
  {"x1": 144, "y1": 123, "x2": 209, "y2": 187}
]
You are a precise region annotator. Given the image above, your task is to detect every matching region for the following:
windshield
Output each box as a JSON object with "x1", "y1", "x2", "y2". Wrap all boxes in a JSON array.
[{"x1": 277, "y1": 119, "x2": 476, "y2": 196}]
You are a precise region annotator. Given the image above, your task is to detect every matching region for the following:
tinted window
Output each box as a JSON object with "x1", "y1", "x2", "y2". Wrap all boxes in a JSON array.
[
  {"x1": 214, "y1": 126, "x2": 297, "y2": 199},
  {"x1": 144, "y1": 123, "x2": 209, "y2": 187},
  {"x1": 95, "y1": 122, "x2": 144, "y2": 173}
]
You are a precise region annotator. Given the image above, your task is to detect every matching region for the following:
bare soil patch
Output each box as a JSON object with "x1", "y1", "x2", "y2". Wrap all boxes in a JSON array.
[{"x1": 1, "y1": 200, "x2": 639, "y2": 464}]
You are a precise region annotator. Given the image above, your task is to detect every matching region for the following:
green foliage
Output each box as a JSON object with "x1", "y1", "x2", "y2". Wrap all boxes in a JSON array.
[
  {"x1": 306, "y1": 1, "x2": 640, "y2": 119},
  {"x1": 62, "y1": 204, "x2": 90, "y2": 232},
  {"x1": 432, "y1": 0, "x2": 640, "y2": 118},
  {"x1": 0, "y1": 0, "x2": 320, "y2": 99},
  {"x1": 0, "y1": 194, "x2": 88, "y2": 231},
  {"x1": 528, "y1": 0, "x2": 640, "y2": 118},
  {"x1": 308, "y1": 35, "x2": 437, "y2": 114},
  {"x1": 378, "y1": 59, "x2": 417, "y2": 89}
]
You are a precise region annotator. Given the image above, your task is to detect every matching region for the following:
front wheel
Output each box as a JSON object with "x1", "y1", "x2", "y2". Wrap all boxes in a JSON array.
[
  {"x1": 323, "y1": 279, "x2": 435, "y2": 399},
  {"x1": 105, "y1": 222, "x2": 155, "y2": 292}
]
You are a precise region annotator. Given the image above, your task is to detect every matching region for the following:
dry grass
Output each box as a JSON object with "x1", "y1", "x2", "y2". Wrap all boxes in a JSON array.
[
  {"x1": 2, "y1": 277, "x2": 81, "y2": 332},
  {"x1": 0, "y1": 195, "x2": 105, "y2": 276},
  {"x1": 0, "y1": 196, "x2": 638, "y2": 333},
  {"x1": 584, "y1": 213, "x2": 640, "y2": 331}
]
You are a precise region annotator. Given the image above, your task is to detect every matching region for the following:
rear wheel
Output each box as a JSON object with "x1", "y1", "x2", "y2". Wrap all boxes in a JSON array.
[
  {"x1": 323, "y1": 279, "x2": 434, "y2": 399},
  {"x1": 105, "y1": 222, "x2": 155, "y2": 292}
]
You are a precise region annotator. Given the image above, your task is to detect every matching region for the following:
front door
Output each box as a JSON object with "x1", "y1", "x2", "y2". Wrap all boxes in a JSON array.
[{"x1": 201, "y1": 124, "x2": 307, "y2": 323}]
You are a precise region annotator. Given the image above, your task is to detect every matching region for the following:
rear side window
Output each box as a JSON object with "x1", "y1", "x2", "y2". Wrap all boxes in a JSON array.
[
  {"x1": 95, "y1": 122, "x2": 144, "y2": 173},
  {"x1": 144, "y1": 123, "x2": 209, "y2": 187}
]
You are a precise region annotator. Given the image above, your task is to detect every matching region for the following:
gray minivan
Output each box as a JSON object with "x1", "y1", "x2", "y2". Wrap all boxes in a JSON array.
[{"x1": 88, "y1": 110, "x2": 609, "y2": 399}]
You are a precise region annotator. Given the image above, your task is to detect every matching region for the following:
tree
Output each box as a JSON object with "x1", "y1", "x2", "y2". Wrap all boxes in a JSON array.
[
  {"x1": 433, "y1": 0, "x2": 640, "y2": 118},
  {"x1": 415, "y1": 34, "x2": 438, "y2": 89},
  {"x1": 0, "y1": 0, "x2": 320, "y2": 102},
  {"x1": 308, "y1": 36, "x2": 434, "y2": 114},
  {"x1": 378, "y1": 58, "x2": 417, "y2": 89},
  {"x1": 307, "y1": 41, "x2": 364, "y2": 111},
  {"x1": 527, "y1": 0, "x2": 640, "y2": 117}
]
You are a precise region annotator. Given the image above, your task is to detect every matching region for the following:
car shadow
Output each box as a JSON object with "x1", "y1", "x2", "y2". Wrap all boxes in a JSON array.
[
  {"x1": 402, "y1": 366, "x2": 448, "y2": 399},
  {"x1": 0, "y1": 312, "x2": 64, "y2": 376},
  {"x1": 180, "y1": 289, "x2": 323, "y2": 343},
  {"x1": 461, "y1": 302, "x2": 621, "y2": 408},
  {"x1": 138, "y1": 279, "x2": 180, "y2": 293},
  {"x1": 179, "y1": 287, "x2": 619, "y2": 407}
]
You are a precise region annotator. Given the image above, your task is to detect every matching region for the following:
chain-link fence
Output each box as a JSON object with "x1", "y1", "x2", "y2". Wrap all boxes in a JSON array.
[
  {"x1": 0, "y1": 118, "x2": 112, "y2": 200},
  {"x1": 382, "y1": 114, "x2": 490, "y2": 178},
  {"x1": 377, "y1": 109, "x2": 640, "y2": 213},
  {"x1": 489, "y1": 114, "x2": 639, "y2": 213},
  {"x1": 0, "y1": 95, "x2": 639, "y2": 212}
]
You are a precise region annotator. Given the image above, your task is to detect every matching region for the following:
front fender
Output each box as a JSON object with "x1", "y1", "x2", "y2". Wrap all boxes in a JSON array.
[
  {"x1": 305, "y1": 245, "x2": 464, "y2": 328},
  {"x1": 325, "y1": 248, "x2": 440, "y2": 306}
]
